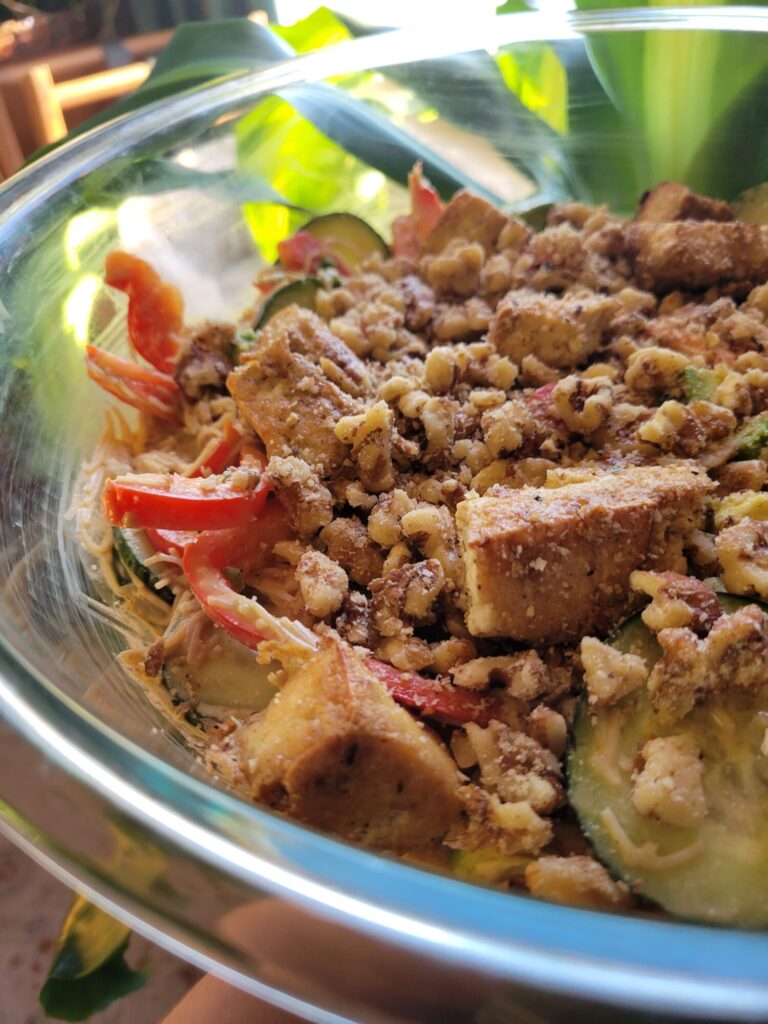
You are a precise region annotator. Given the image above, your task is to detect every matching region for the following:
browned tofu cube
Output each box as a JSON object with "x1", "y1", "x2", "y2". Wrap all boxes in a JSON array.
[
  {"x1": 228, "y1": 307, "x2": 365, "y2": 475},
  {"x1": 239, "y1": 638, "x2": 462, "y2": 850},
  {"x1": 424, "y1": 190, "x2": 508, "y2": 255},
  {"x1": 627, "y1": 222, "x2": 768, "y2": 292},
  {"x1": 636, "y1": 182, "x2": 733, "y2": 224},
  {"x1": 456, "y1": 464, "x2": 712, "y2": 643},
  {"x1": 488, "y1": 288, "x2": 617, "y2": 368}
]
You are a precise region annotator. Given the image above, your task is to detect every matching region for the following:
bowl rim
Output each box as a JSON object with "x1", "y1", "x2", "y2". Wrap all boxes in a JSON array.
[{"x1": 3, "y1": 7, "x2": 768, "y2": 1018}]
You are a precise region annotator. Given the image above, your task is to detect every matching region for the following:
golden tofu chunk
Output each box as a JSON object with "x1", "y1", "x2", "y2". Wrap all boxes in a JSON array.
[
  {"x1": 636, "y1": 182, "x2": 733, "y2": 224},
  {"x1": 627, "y1": 222, "x2": 768, "y2": 292},
  {"x1": 488, "y1": 288, "x2": 617, "y2": 368},
  {"x1": 228, "y1": 307, "x2": 365, "y2": 475},
  {"x1": 239, "y1": 638, "x2": 462, "y2": 850},
  {"x1": 456, "y1": 464, "x2": 712, "y2": 643},
  {"x1": 424, "y1": 190, "x2": 508, "y2": 255}
]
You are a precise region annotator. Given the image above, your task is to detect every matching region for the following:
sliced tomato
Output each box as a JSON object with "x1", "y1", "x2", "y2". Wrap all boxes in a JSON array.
[
  {"x1": 365, "y1": 657, "x2": 498, "y2": 727},
  {"x1": 105, "y1": 250, "x2": 183, "y2": 375},
  {"x1": 277, "y1": 231, "x2": 325, "y2": 275},
  {"x1": 85, "y1": 345, "x2": 181, "y2": 423},
  {"x1": 103, "y1": 472, "x2": 270, "y2": 531}
]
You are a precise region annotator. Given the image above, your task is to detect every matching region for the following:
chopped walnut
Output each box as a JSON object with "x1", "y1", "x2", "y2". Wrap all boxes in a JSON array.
[
  {"x1": 631, "y1": 735, "x2": 706, "y2": 828},
  {"x1": 452, "y1": 651, "x2": 552, "y2": 701},
  {"x1": 367, "y1": 488, "x2": 417, "y2": 547},
  {"x1": 400, "y1": 504, "x2": 464, "y2": 592},
  {"x1": 335, "y1": 400, "x2": 396, "y2": 493},
  {"x1": 421, "y1": 239, "x2": 485, "y2": 297},
  {"x1": 429, "y1": 637, "x2": 477, "y2": 674},
  {"x1": 637, "y1": 399, "x2": 737, "y2": 456},
  {"x1": 713, "y1": 460, "x2": 768, "y2": 496},
  {"x1": 296, "y1": 550, "x2": 349, "y2": 619},
  {"x1": 375, "y1": 634, "x2": 434, "y2": 672},
  {"x1": 525, "y1": 855, "x2": 631, "y2": 910},
  {"x1": 648, "y1": 605, "x2": 768, "y2": 724},
  {"x1": 334, "y1": 591, "x2": 373, "y2": 647},
  {"x1": 716, "y1": 519, "x2": 768, "y2": 599},
  {"x1": 464, "y1": 722, "x2": 565, "y2": 815},
  {"x1": 527, "y1": 705, "x2": 568, "y2": 758},
  {"x1": 320, "y1": 517, "x2": 384, "y2": 586},
  {"x1": 623, "y1": 346, "x2": 688, "y2": 398},
  {"x1": 446, "y1": 785, "x2": 552, "y2": 857},
  {"x1": 552, "y1": 374, "x2": 614, "y2": 435},
  {"x1": 370, "y1": 559, "x2": 445, "y2": 637},
  {"x1": 630, "y1": 570, "x2": 724, "y2": 636},
  {"x1": 580, "y1": 636, "x2": 648, "y2": 708}
]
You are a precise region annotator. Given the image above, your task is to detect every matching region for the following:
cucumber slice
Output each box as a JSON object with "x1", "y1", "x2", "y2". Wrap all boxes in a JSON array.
[
  {"x1": 112, "y1": 528, "x2": 174, "y2": 606},
  {"x1": 300, "y1": 213, "x2": 389, "y2": 271},
  {"x1": 254, "y1": 277, "x2": 320, "y2": 329},
  {"x1": 569, "y1": 594, "x2": 768, "y2": 926},
  {"x1": 162, "y1": 629, "x2": 277, "y2": 715}
]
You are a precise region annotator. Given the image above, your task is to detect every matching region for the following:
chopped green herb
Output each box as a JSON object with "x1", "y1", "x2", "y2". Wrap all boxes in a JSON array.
[
  {"x1": 734, "y1": 414, "x2": 768, "y2": 460},
  {"x1": 681, "y1": 366, "x2": 717, "y2": 402}
]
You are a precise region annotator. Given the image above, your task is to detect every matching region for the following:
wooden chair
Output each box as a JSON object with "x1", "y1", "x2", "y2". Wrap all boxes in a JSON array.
[
  {"x1": 0, "y1": 29, "x2": 171, "y2": 177},
  {"x1": 17, "y1": 60, "x2": 151, "y2": 151}
]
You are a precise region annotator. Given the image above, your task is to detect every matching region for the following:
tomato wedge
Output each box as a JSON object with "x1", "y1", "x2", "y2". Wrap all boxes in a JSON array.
[
  {"x1": 105, "y1": 250, "x2": 183, "y2": 375},
  {"x1": 103, "y1": 472, "x2": 270, "y2": 531},
  {"x1": 85, "y1": 345, "x2": 181, "y2": 422},
  {"x1": 364, "y1": 657, "x2": 498, "y2": 727}
]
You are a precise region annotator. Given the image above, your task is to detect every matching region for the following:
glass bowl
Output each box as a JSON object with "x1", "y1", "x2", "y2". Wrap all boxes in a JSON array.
[{"x1": 2, "y1": 8, "x2": 768, "y2": 1022}]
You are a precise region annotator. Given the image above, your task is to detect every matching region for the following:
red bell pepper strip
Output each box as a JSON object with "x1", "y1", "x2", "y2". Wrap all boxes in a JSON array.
[
  {"x1": 364, "y1": 657, "x2": 498, "y2": 727},
  {"x1": 104, "y1": 250, "x2": 184, "y2": 375},
  {"x1": 85, "y1": 345, "x2": 181, "y2": 423},
  {"x1": 196, "y1": 421, "x2": 243, "y2": 476},
  {"x1": 409, "y1": 162, "x2": 445, "y2": 242},
  {"x1": 142, "y1": 429, "x2": 260, "y2": 555},
  {"x1": 103, "y1": 472, "x2": 270, "y2": 531},
  {"x1": 181, "y1": 504, "x2": 297, "y2": 649},
  {"x1": 277, "y1": 231, "x2": 325, "y2": 274},
  {"x1": 143, "y1": 527, "x2": 196, "y2": 556},
  {"x1": 392, "y1": 162, "x2": 445, "y2": 259}
]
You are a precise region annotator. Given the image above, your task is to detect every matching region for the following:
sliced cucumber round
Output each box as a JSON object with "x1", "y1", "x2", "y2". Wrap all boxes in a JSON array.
[
  {"x1": 568, "y1": 594, "x2": 768, "y2": 927},
  {"x1": 255, "y1": 277, "x2": 320, "y2": 329},
  {"x1": 300, "y1": 213, "x2": 389, "y2": 271},
  {"x1": 113, "y1": 527, "x2": 175, "y2": 606},
  {"x1": 162, "y1": 629, "x2": 277, "y2": 716}
]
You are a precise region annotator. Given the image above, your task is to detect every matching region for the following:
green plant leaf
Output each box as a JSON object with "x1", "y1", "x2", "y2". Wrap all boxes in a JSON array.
[
  {"x1": 339, "y1": 12, "x2": 570, "y2": 199},
  {"x1": 79, "y1": 157, "x2": 306, "y2": 209},
  {"x1": 272, "y1": 5, "x2": 352, "y2": 51},
  {"x1": 39, "y1": 897, "x2": 146, "y2": 1023},
  {"x1": 573, "y1": 0, "x2": 768, "y2": 201}
]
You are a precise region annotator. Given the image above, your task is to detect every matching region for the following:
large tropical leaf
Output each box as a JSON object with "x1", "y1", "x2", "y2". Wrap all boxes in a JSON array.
[{"x1": 574, "y1": 0, "x2": 768, "y2": 200}]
